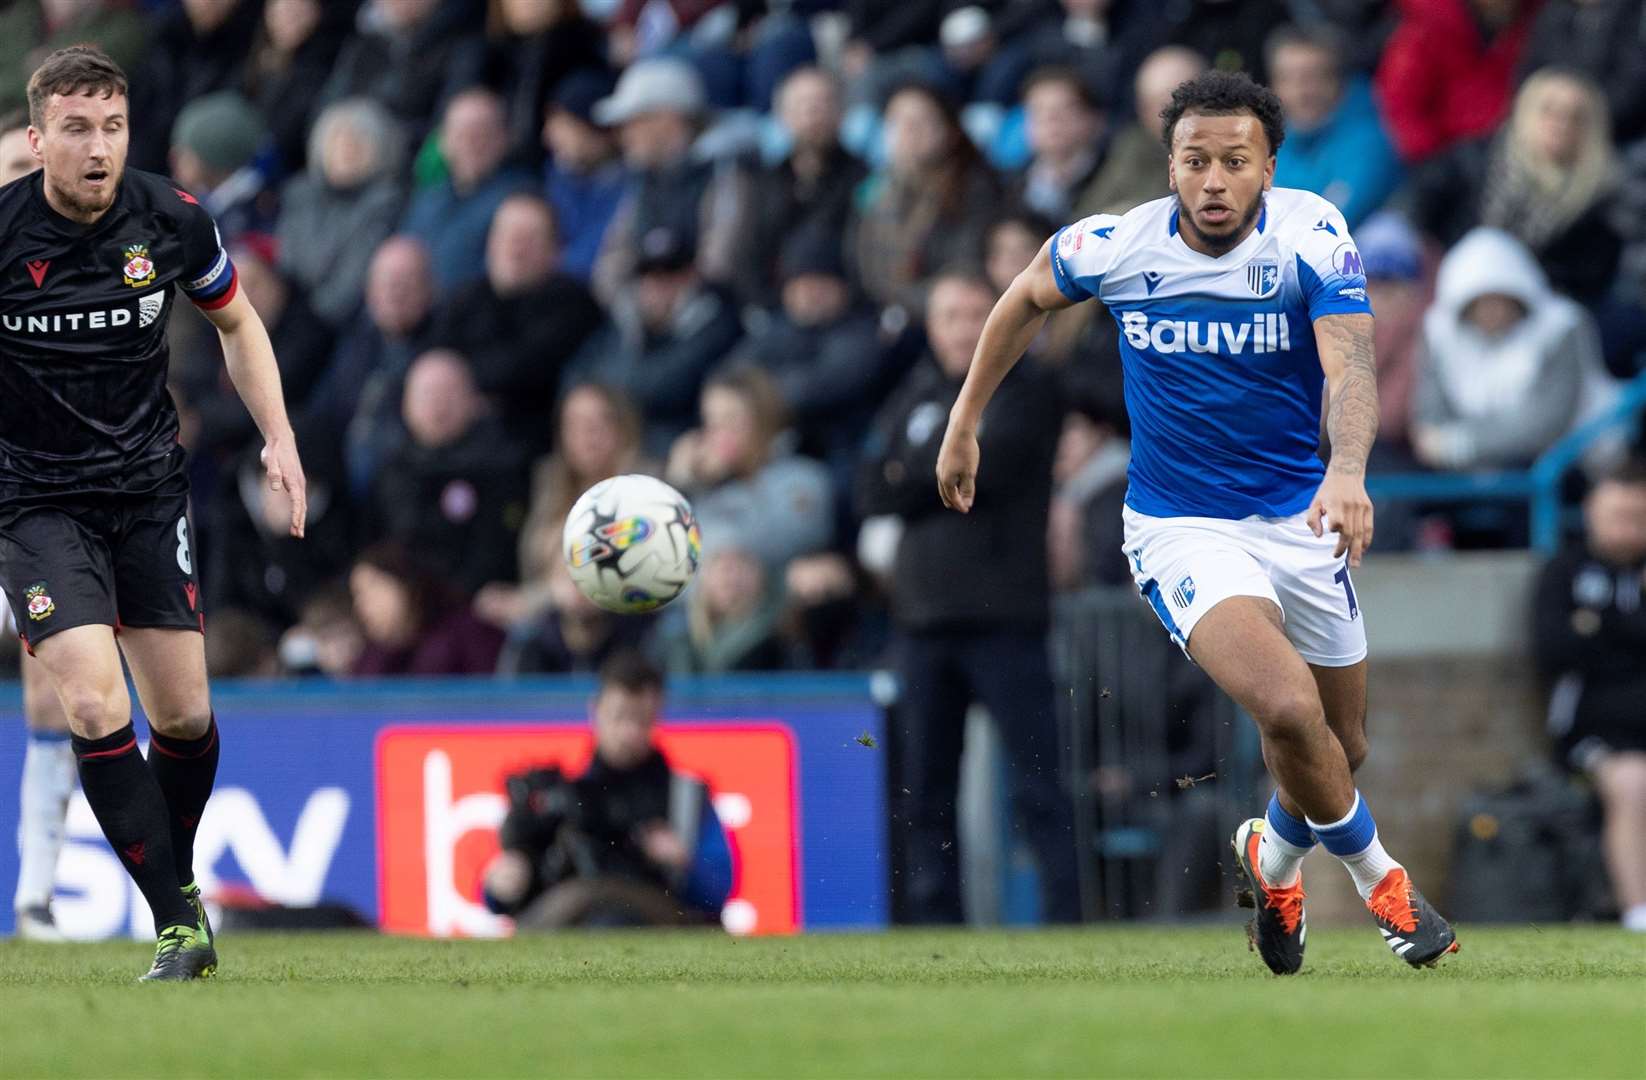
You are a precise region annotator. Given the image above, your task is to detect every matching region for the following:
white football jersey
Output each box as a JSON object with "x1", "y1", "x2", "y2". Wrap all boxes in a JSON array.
[{"x1": 1050, "y1": 187, "x2": 1372, "y2": 520}]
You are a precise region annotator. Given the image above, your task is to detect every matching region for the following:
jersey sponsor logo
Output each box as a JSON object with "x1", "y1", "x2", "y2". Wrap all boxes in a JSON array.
[
  {"x1": 1142, "y1": 270, "x2": 1164, "y2": 295},
  {"x1": 2, "y1": 304, "x2": 138, "y2": 334},
  {"x1": 1246, "y1": 260, "x2": 1279, "y2": 297},
  {"x1": 25, "y1": 259, "x2": 49, "y2": 288},
  {"x1": 138, "y1": 291, "x2": 165, "y2": 328},
  {"x1": 1332, "y1": 243, "x2": 1364, "y2": 279},
  {"x1": 121, "y1": 243, "x2": 155, "y2": 287},
  {"x1": 24, "y1": 582, "x2": 53, "y2": 621},
  {"x1": 1120, "y1": 310, "x2": 1293, "y2": 355}
]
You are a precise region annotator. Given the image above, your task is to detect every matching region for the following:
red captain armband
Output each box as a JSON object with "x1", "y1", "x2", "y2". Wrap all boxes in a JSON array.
[{"x1": 181, "y1": 248, "x2": 238, "y2": 310}]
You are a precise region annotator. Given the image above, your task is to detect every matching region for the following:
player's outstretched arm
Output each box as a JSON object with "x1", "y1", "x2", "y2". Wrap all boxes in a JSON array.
[
  {"x1": 936, "y1": 238, "x2": 1076, "y2": 512},
  {"x1": 200, "y1": 288, "x2": 308, "y2": 538},
  {"x1": 1310, "y1": 312, "x2": 1378, "y2": 566}
]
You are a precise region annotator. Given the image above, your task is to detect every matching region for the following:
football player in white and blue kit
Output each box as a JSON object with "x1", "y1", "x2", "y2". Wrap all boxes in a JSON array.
[{"x1": 936, "y1": 72, "x2": 1457, "y2": 972}]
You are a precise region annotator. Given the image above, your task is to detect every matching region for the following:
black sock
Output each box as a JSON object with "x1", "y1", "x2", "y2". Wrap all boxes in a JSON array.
[
  {"x1": 73, "y1": 724, "x2": 194, "y2": 932},
  {"x1": 146, "y1": 714, "x2": 219, "y2": 887}
]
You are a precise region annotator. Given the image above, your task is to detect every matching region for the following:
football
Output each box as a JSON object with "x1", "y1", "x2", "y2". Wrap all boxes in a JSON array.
[{"x1": 562, "y1": 474, "x2": 702, "y2": 614}]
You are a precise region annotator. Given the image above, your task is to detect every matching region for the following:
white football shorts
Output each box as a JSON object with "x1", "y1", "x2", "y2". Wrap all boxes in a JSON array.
[{"x1": 1121, "y1": 505, "x2": 1367, "y2": 667}]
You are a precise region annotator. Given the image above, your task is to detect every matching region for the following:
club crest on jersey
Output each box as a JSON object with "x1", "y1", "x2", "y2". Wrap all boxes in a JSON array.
[
  {"x1": 1171, "y1": 576, "x2": 1196, "y2": 609},
  {"x1": 24, "y1": 583, "x2": 53, "y2": 621},
  {"x1": 121, "y1": 243, "x2": 155, "y2": 287},
  {"x1": 1246, "y1": 260, "x2": 1279, "y2": 297}
]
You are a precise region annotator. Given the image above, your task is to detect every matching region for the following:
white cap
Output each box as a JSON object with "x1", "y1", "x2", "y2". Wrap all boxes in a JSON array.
[
  {"x1": 593, "y1": 58, "x2": 707, "y2": 125},
  {"x1": 940, "y1": 6, "x2": 991, "y2": 49}
]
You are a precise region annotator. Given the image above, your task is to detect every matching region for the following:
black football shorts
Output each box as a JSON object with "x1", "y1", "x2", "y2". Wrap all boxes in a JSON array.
[{"x1": 0, "y1": 472, "x2": 204, "y2": 652}]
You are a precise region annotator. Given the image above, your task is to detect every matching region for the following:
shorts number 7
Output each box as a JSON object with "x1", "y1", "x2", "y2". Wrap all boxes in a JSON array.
[{"x1": 1333, "y1": 566, "x2": 1358, "y2": 619}]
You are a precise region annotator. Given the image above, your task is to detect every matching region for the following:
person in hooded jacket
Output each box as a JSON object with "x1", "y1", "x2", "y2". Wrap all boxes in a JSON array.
[{"x1": 1411, "y1": 226, "x2": 1612, "y2": 473}]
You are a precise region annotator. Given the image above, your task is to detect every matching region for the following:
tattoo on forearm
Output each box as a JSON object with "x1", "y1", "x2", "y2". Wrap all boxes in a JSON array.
[{"x1": 1320, "y1": 314, "x2": 1378, "y2": 477}]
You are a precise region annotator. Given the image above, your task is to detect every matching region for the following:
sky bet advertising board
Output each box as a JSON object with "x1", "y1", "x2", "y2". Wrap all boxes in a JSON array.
[{"x1": 0, "y1": 676, "x2": 887, "y2": 938}]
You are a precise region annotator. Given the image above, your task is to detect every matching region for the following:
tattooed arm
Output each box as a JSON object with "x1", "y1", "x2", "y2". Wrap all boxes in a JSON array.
[{"x1": 1310, "y1": 312, "x2": 1378, "y2": 565}]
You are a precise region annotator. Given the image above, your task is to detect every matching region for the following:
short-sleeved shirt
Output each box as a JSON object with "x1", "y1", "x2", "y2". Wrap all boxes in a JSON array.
[
  {"x1": 0, "y1": 167, "x2": 237, "y2": 497},
  {"x1": 1049, "y1": 187, "x2": 1372, "y2": 520}
]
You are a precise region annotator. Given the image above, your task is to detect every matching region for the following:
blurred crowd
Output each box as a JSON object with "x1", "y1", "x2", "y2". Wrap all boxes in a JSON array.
[{"x1": 4, "y1": 0, "x2": 1646, "y2": 682}]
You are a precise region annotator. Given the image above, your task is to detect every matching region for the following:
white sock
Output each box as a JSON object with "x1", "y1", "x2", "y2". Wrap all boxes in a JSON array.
[
  {"x1": 1334, "y1": 832, "x2": 1401, "y2": 901},
  {"x1": 1257, "y1": 825, "x2": 1310, "y2": 887},
  {"x1": 14, "y1": 733, "x2": 75, "y2": 911},
  {"x1": 1623, "y1": 904, "x2": 1646, "y2": 933}
]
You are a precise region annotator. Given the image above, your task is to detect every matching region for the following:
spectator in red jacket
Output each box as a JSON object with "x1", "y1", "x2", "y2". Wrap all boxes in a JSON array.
[{"x1": 1375, "y1": 0, "x2": 1543, "y2": 164}]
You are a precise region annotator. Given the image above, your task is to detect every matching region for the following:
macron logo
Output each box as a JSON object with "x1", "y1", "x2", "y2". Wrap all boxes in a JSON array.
[
  {"x1": 1121, "y1": 310, "x2": 1293, "y2": 355},
  {"x1": 1093, "y1": 226, "x2": 1115, "y2": 239}
]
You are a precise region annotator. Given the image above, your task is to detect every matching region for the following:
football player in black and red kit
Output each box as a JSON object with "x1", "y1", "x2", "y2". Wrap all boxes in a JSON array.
[{"x1": 0, "y1": 46, "x2": 307, "y2": 980}]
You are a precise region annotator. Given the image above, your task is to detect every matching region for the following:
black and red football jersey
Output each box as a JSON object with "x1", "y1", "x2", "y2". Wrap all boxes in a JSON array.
[{"x1": 0, "y1": 167, "x2": 237, "y2": 495}]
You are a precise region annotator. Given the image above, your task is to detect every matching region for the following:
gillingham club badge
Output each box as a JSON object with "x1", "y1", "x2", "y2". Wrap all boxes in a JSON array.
[
  {"x1": 24, "y1": 583, "x2": 53, "y2": 621},
  {"x1": 122, "y1": 243, "x2": 156, "y2": 287}
]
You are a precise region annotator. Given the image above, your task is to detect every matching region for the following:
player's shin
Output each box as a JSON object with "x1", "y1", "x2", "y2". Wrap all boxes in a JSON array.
[
  {"x1": 72, "y1": 724, "x2": 195, "y2": 930},
  {"x1": 145, "y1": 713, "x2": 219, "y2": 888},
  {"x1": 1259, "y1": 790, "x2": 1316, "y2": 887},
  {"x1": 14, "y1": 729, "x2": 75, "y2": 912}
]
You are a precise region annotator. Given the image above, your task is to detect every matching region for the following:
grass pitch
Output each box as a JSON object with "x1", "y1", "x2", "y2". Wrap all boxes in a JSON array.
[{"x1": 1, "y1": 926, "x2": 1640, "y2": 1078}]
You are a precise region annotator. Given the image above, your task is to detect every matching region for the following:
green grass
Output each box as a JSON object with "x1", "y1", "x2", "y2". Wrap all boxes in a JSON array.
[{"x1": 1, "y1": 927, "x2": 1641, "y2": 1078}]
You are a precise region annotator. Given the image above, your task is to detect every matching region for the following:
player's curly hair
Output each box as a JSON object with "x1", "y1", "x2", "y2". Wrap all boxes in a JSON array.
[{"x1": 1159, "y1": 70, "x2": 1285, "y2": 157}]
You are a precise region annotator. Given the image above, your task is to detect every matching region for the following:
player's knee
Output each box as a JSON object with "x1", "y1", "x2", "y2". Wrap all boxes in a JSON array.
[
  {"x1": 146, "y1": 706, "x2": 212, "y2": 740},
  {"x1": 56, "y1": 682, "x2": 124, "y2": 735},
  {"x1": 1340, "y1": 734, "x2": 1369, "y2": 773},
  {"x1": 1249, "y1": 685, "x2": 1325, "y2": 744}
]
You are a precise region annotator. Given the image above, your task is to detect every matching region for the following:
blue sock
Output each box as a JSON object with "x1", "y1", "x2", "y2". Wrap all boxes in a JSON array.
[
  {"x1": 1308, "y1": 792, "x2": 1377, "y2": 858},
  {"x1": 1265, "y1": 791, "x2": 1317, "y2": 849}
]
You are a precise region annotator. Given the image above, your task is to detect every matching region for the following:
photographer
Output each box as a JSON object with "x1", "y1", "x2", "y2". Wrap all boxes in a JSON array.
[{"x1": 481, "y1": 652, "x2": 733, "y2": 928}]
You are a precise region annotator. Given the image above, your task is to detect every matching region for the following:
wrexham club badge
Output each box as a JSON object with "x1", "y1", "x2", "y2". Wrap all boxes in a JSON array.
[
  {"x1": 122, "y1": 242, "x2": 155, "y2": 287},
  {"x1": 24, "y1": 583, "x2": 53, "y2": 621}
]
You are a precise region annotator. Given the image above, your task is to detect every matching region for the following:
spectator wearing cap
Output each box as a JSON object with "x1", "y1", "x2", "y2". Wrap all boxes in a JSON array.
[
  {"x1": 1009, "y1": 66, "x2": 1106, "y2": 224},
  {"x1": 728, "y1": 66, "x2": 866, "y2": 311},
  {"x1": 1355, "y1": 212, "x2": 1429, "y2": 452},
  {"x1": 429, "y1": 193, "x2": 605, "y2": 454},
  {"x1": 369, "y1": 350, "x2": 532, "y2": 596},
  {"x1": 542, "y1": 69, "x2": 628, "y2": 282},
  {"x1": 852, "y1": 81, "x2": 1001, "y2": 312},
  {"x1": 574, "y1": 225, "x2": 744, "y2": 453},
  {"x1": 1412, "y1": 67, "x2": 1623, "y2": 307},
  {"x1": 591, "y1": 58, "x2": 742, "y2": 306},
  {"x1": 1268, "y1": 24, "x2": 1402, "y2": 229},
  {"x1": 1375, "y1": 0, "x2": 1541, "y2": 165},
  {"x1": 725, "y1": 225, "x2": 890, "y2": 480},
  {"x1": 400, "y1": 87, "x2": 535, "y2": 296},
  {"x1": 276, "y1": 97, "x2": 408, "y2": 330},
  {"x1": 1075, "y1": 45, "x2": 1206, "y2": 218},
  {"x1": 169, "y1": 90, "x2": 274, "y2": 244}
]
